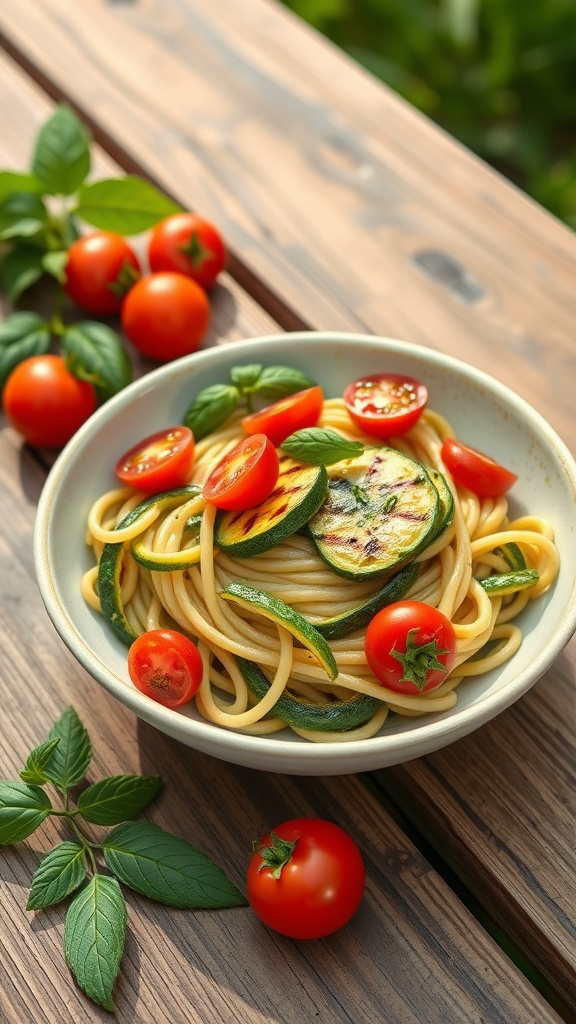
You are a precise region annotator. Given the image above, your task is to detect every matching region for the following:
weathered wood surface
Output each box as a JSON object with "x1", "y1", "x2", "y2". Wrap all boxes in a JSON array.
[{"x1": 1, "y1": 2, "x2": 575, "y2": 1020}]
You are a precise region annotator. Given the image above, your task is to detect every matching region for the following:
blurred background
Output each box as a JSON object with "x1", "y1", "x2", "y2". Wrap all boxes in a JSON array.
[{"x1": 281, "y1": 0, "x2": 576, "y2": 229}]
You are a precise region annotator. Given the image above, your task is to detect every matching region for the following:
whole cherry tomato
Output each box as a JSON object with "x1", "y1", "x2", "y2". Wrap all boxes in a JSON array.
[
  {"x1": 128, "y1": 628, "x2": 203, "y2": 707},
  {"x1": 148, "y1": 212, "x2": 227, "y2": 290},
  {"x1": 241, "y1": 386, "x2": 324, "y2": 447},
  {"x1": 121, "y1": 272, "x2": 210, "y2": 361},
  {"x1": 343, "y1": 373, "x2": 428, "y2": 439},
  {"x1": 202, "y1": 433, "x2": 279, "y2": 511},
  {"x1": 247, "y1": 817, "x2": 365, "y2": 939},
  {"x1": 2, "y1": 354, "x2": 97, "y2": 448},
  {"x1": 441, "y1": 438, "x2": 518, "y2": 497},
  {"x1": 364, "y1": 600, "x2": 457, "y2": 694},
  {"x1": 115, "y1": 426, "x2": 195, "y2": 494},
  {"x1": 64, "y1": 231, "x2": 141, "y2": 315}
]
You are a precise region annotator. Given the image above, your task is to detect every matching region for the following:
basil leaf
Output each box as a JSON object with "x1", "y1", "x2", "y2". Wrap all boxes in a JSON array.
[
  {"x1": 0, "y1": 246, "x2": 46, "y2": 303},
  {"x1": 76, "y1": 176, "x2": 181, "y2": 234},
  {"x1": 31, "y1": 105, "x2": 91, "y2": 196},
  {"x1": 253, "y1": 365, "x2": 316, "y2": 400},
  {"x1": 62, "y1": 321, "x2": 132, "y2": 402},
  {"x1": 183, "y1": 382, "x2": 240, "y2": 441},
  {"x1": 42, "y1": 249, "x2": 68, "y2": 283},
  {"x1": 19, "y1": 738, "x2": 61, "y2": 785},
  {"x1": 104, "y1": 820, "x2": 247, "y2": 908},
  {"x1": 0, "y1": 782, "x2": 52, "y2": 845},
  {"x1": 27, "y1": 842, "x2": 87, "y2": 910},
  {"x1": 0, "y1": 170, "x2": 45, "y2": 202},
  {"x1": 281, "y1": 427, "x2": 365, "y2": 466},
  {"x1": 65, "y1": 875, "x2": 126, "y2": 1011},
  {"x1": 78, "y1": 774, "x2": 163, "y2": 825},
  {"x1": 0, "y1": 191, "x2": 49, "y2": 243},
  {"x1": 43, "y1": 707, "x2": 92, "y2": 791},
  {"x1": 0, "y1": 312, "x2": 51, "y2": 391},
  {"x1": 230, "y1": 363, "x2": 263, "y2": 391}
]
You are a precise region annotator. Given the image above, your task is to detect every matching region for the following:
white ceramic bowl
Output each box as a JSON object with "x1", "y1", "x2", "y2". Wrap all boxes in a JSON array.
[{"x1": 34, "y1": 333, "x2": 576, "y2": 775}]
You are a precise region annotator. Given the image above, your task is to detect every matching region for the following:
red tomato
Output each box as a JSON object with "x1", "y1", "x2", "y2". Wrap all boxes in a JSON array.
[
  {"x1": 343, "y1": 373, "x2": 428, "y2": 439},
  {"x1": 128, "y1": 628, "x2": 203, "y2": 707},
  {"x1": 115, "y1": 426, "x2": 195, "y2": 494},
  {"x1": 64, "y1": 231, "x2": 140, "y2": 314},
  {"x1": 202, "y1": 433, "x2": 279, "y2": 511},
  {"x1": 241, "y1": 386, "x2": 324, "y2": 447},
  {"x1": 364, "y1": 600, "x2": 457, "y2": 694},
  {"x1": 148, "y1": 212, "x2": 227, "y2": 290},
  {"x1": 247, "y1": 817, "x2": 365, "y2": 940},
  {"x1": 441, "y1": 438, "x2": 518, "y2": 497},
  {"x1": 121, "y1": 272, "x2": 210, "y2": 361},
  {"x1": 2, "y1": 355, "x2": 97, "y2": 448}
]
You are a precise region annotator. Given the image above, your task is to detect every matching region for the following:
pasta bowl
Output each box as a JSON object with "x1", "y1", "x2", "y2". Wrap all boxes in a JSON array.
[{"x1": 34, "y1": 332, "x2": 576, "y2": 775}]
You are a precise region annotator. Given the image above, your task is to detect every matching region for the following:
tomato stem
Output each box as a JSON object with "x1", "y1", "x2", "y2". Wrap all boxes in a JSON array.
[
  {"x1": 255, "y1": 830, "x2": 298, "y2": 879},
  {"x1": 390, "y1": 628, "x2": 450, "y2": 691}
]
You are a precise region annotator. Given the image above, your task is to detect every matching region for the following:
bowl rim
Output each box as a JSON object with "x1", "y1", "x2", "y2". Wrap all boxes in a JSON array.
[{"x1": 34, "y1": 331, "x2": 576, "y2": 771}]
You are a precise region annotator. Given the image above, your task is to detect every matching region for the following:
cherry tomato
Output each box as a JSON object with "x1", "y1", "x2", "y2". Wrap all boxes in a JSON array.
[
  {"x1": 441, "y1": 438, "x2": 518, "y2": 497},
  {"x1": 203, "y1": 433, "x2": 279, "y2": 511},
  {"x1": 241, "y1": 385, "x2": 324, "y2": 447},
  {"x1": 364, "y1": 600, "x2": 457, "y2": 694},
  {"x1": 115, "y1": 426, "x2": 195, "y2": 494},
  {"x1": 148, "y1": 212, "x2": 227, "y2": 290},
  {"x1": 247, "y1": 817, "x2": 365, "y2": 940},
  {"x1": 121, "y1": 272, "x2": 210, "y2": 361},
  {"x1": 64, "y1": 231, "x2": 140, "y2": 315},
  {"x1": 128, "y1": 628, "x2": 203, "y2": 708},
  {"x1": 343, "y1": 373, "x2": 428, "y2": 439},
  {"x1": 2, "y1": 355, "x2": 97, "y2": 448}
]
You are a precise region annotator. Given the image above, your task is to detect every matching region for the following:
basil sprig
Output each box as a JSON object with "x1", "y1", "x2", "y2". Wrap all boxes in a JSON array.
[
  {"x1": 0, "y1": 707, "x2": 246, "y2": 1011},
  {"x1": 281, "y1": 427, "x2": 364, "y2": 466},
  {"x1": 183, "y1": 364, "x2": 316, "y2": 440}
]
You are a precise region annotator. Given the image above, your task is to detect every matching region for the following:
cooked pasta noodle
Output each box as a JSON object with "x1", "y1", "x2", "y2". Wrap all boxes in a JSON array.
[{"x1": 81, "y1": 395, "x2": 559, "y2": 742}]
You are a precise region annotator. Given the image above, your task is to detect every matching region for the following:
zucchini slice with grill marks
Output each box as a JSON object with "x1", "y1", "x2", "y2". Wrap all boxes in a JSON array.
[
  {"x1": 308, "y1": 447, "x2": 440, "y2": 581},
  {"x1": 214, "y1": 454, "x2": 327, "y2": 557}
]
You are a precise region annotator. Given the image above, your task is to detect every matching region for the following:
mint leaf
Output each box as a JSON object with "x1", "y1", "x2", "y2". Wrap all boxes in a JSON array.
[
  {"x1": 0, "y1": 312, "x2": 51, "y2": 390},
  {"x1": 104, "y1": 821, "x2": 247, "y2": 908},
  {"x1": 61, "y1": 321, "x2": 132, "y2": 402},
  {"x1": 20, "y1": 738, "x2": 61, "y2": 785},
  {"x1": 253, "y1": 365, "x2": 315, "y2": 400},
  {"x1": 0, "y1": 170, "x2": 45, "y2": 202},
  {"x1": 281, "y1": 427, "x2": 364, "y2": 466},
  {"x1": 0, "y1": 191, "x2": 49, "y2": 243},
  {"x1": 76, "y1": 176, "x2": 181, "y2": 234},
  {"x1": 31, "y1": 105, "x2": 91, "y2": 196},
  {"x1": 65, "y1": 875, "x2": 127, "y2": 1011},
  {"x1": 27, "y1": 842, "x2": 87, "y2": 910},
  {"x1": 230, "y1": 363, "x2": 263, "y2": 391},
  {"x1": 0, "y1": 246, "x2": 46, "y2": 303},
  {"x1": 0, "y1": 782, "x2": 52, "y2": 845},
  {"x1": 183, "y1": 382, "x2": 240, "y2": 441},
  {"x1": 43, "y1": 707, "x2": 92, "y2": 790},
  {"x1": 77, "y1": 775, "x2": 163, "y2": 825},
  {"x1": 42, "y1": 249, "x2": 68, "y2": 283}
]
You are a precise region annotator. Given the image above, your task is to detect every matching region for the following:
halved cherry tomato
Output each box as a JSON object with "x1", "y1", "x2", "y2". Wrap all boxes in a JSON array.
[
  {"x1": 241, "y1": 385, "x2": 324, "y2": 447},
  {"x1": 64, "y1": 231, "x2": 140, "y2": 315},
  {"x1": 343, "y1": 373, "x2": 427, "y2": 439},
  {"x1": 247, "y1": 817, "x2": 365, "y2": 940},
  {"x1": 441, "y1": 438, "x2": 518, "y2": 497},
  {"x1": 364, "y1": 600, "x2": 457, "y2": 694},
  {"x1": 128, "y1": 628, "x2": 203, "y2": 707},
  {"x1": 202, "y1": 433, "x2": 279, "y2": 511},
  {"x1": 115, "y1": 426, "x2": 195, "y2": 494},
  {"x1": 148, "y1": 212, "x2": 227, "y2": 290}
]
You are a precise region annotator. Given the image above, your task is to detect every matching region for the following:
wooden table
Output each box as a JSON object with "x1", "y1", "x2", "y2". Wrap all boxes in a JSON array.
[{"x1": 1, "y1": 2, "x2": 575, "y2": 1021}]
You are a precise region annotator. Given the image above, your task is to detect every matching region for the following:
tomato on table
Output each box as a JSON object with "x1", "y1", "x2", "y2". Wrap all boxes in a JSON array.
[
  {"x1": 2, "y1": 354, "x2": 97, "y2": 448},
  {"x1": 247, "y1": 817, "x2": 365, "y2": 940},
  {"x1": 64, "y1": 231, "x2": 140, "y2": 315},
  {"x1": 120, "y1": 272, "x2": 210, "y2": 361},
  {"x1": 364, "y1": 600, "x2": 457, "y2": 694},
  {"x1": 115, "y1": 426, "x2": 195, "y2": 495},
  {"x1": 202, "y1": 433, "x2": 279, "y2": 511},
  {"x1": 128, "y1": 628, "x2": 203, "y2": 707},
  {"x1": 441, "y1": 438, "x2": 518, "y2": 497},
  {"x1": 148, "y1": 212, "x2": 227, "y2": 290},
  {"x1": 241, "y1": 385, "x2": 324, "y2": 447},
  {"x1": 343, "y1": 373, "x2": 428, "y2": 439}
]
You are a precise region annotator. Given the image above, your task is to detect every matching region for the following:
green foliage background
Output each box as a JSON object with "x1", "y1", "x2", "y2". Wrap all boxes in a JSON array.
[{"x1": 282, "y1": 0, "x2": 576, "y2": 228}]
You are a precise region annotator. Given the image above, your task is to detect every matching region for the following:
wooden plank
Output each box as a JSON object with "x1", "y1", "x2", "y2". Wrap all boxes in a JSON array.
[{"x1": 1, "y1": 0, "x2": 575, "y2": 451}]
